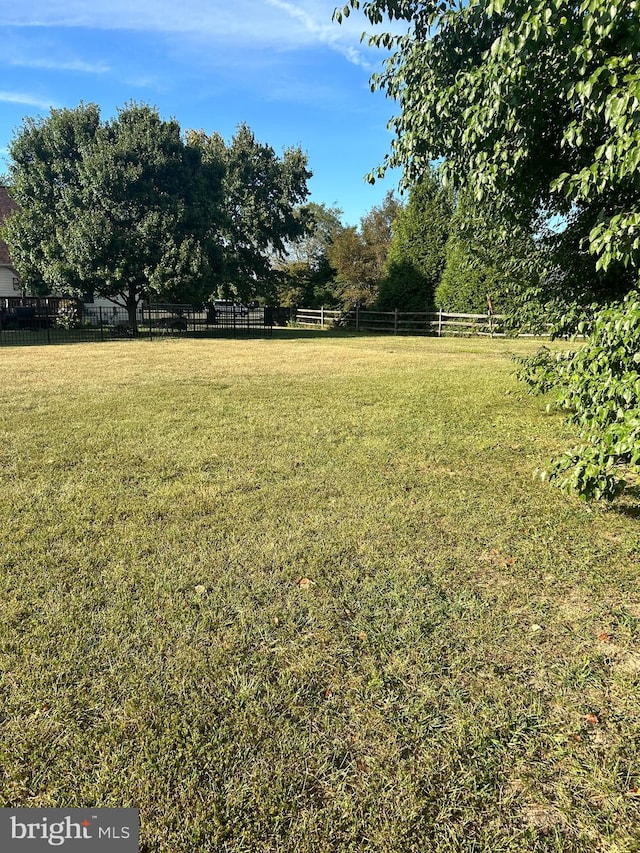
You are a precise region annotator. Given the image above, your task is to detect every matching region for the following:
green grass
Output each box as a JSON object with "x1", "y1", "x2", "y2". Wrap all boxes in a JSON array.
[{"x1": 0, "y1": 335, "x2": 639, "y2": 852}]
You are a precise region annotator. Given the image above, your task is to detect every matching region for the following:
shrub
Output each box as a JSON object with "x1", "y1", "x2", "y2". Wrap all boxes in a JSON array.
[
  {"x1": 435, "y1": 241, "x2": 506, "y2": 315},
  {"x1": 54, "y1": 304, "x2": 81, "y2": 329},
  {"x1": 514, "y1": 346, "x2": 568, "y2": 396},
  {"x1": 517, "y1": 291, "x2": 640, "y2": 500}
]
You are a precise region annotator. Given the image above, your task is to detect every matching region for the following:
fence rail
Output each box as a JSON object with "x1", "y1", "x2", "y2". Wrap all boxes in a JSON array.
[
  {"x1": 294, "y1": 307, "x2": 344, "y2": 328},
  {"x1": 0, "y1": 298, "x2": 554, "y2": 347},
  {"x1": 292, "y1": 306, "x2": 509, "y2": 336}
]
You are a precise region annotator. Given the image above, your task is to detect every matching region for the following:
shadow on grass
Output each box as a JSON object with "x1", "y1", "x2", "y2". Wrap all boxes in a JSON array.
[
  {"x1": 611, "y1": 483, "x2": 640, "y2": 519},
  {"x1": 270, "y1": 327, "x2": 363, "y2": 340}
]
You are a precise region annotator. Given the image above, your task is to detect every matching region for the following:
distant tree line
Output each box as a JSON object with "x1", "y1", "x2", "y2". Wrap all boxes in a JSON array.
[
  {"x1": 3, "y1": 84, "x2": 636, "y2": 336},
  {"x1": 277, "y1": 171, "x2": 583, "y2": 329}
]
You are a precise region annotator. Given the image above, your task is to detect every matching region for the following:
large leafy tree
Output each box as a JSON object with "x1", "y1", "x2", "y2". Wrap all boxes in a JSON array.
[
  {"x1": 188, "y1": 124, "x2": 312, "y2": 303},
  {"x1": 377, "y1": 170, "x2": 452, "y2": 311},
  {"x1": 336, "y1": 0, "x2": 640, "y2": 279},
  {"x1": 4, "y1": 103, "x2": 224, "y2": 328}
]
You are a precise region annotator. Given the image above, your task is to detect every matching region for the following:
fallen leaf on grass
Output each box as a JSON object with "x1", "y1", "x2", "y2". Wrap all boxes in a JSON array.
[
  {"x1": 598, "y1": 631, "x2": 612, "y2": 643},
  {"x1": 296, "y1": 577, "x2": 315, "y2": 589},
  {"x1": 626, "y1": 788, "x2": 640, "y2": 798},
  {"x1": 584, "y1": 713, "x2": 599, "y2": 726},
  {"x1": 357, "y1": 631, "x2": 367, "y2": 642}
]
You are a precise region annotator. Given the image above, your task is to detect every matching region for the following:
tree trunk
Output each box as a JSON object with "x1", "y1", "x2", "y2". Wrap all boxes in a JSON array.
[{"x1": 126, "y1": 288, "x2": 139, "y2": 335}]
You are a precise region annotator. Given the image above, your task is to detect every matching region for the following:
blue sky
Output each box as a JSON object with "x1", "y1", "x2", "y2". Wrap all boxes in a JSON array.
[{"x1": 0, "y1": 0, "x2": 405, "y2": 227}]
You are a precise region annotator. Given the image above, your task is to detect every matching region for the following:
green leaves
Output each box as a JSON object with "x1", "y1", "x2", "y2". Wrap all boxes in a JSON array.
[
  {"x1": 189, "y1": 124, "x2": 311, "y2": 302},
  {"x1": 338, "y1": 0, "x2": 640, "y2": 277},
  {"x1": 4, "y1": 103, "x2": 226, "y2": 320},
  {"x1": 519, "y1": 291, "x2": 640, "y2": 499},
  {"x1": 378, "y1": 171, "x2": 451, "y2": 312},
  {"x1": 326, "y1": 191, "x2": 402, "y2": 309}
]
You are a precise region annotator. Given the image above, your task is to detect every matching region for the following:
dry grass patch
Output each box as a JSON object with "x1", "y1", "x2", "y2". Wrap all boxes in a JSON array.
[{"x1": 0, "y1": 335, "x2": 638, "y2": 852}]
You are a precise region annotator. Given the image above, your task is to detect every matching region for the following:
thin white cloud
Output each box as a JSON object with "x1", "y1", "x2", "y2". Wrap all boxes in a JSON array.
[
  {"x1": 265, "y1": 0, "x2": 376, "y2": 69},
  {"x1": 2, "y1": 0, "x2": 390, "y2": 68},
  {"x1": 0, "y1": 91, "x2": 55, "y2": 110},
  {"x1": 7, "y1": 57, "x2": 110, "y2": 74}
]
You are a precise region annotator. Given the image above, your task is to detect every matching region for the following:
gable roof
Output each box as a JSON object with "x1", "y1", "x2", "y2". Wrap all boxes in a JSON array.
[{"x1": 0, "y1": 186, "x2": 19, "y2": 267}]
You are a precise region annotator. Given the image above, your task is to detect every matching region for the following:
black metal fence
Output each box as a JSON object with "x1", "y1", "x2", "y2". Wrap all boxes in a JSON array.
[
  {"x1": 0, "y1": 299, "x2": 275, "y2": 347},
  {"x1": 145, "y1": 303, "x2": 274, "y2": 339}
]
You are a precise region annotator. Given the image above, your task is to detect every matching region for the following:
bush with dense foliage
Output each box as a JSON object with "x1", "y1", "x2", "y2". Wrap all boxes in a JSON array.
[{"x1": 517, "y1": 291, "x2": 640, "y2": 500}]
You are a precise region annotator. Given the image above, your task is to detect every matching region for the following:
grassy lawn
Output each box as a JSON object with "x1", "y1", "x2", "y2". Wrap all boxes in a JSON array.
[{"x1": 0, "y1": 334, "x2": 638, "y2": 852}]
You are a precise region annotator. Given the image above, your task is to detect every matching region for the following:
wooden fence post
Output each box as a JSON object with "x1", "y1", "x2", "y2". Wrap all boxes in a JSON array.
[
  {"x1": 394, "y1": 307, "x2": 398, "y2": 335},
  {"x1": 321, "y1": 305, "x2": 325, "y2": 329},
  {"x1": 438, "y1": 310, "x2": 443, "y2": 337},
  {"x1": 356, "y1": 304, "x2": 360, "y2": 331}
]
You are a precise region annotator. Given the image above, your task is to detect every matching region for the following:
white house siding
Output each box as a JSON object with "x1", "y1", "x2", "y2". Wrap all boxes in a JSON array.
[
  {"x1": 0, "y1": 266, "x2": 20, "y2": 298},
  {"x1": 85, "y1": 296, "x2": 127, "y2": 311},
  {"x1": 82, "y1": 297, "x2": 142, "y2": 323}
]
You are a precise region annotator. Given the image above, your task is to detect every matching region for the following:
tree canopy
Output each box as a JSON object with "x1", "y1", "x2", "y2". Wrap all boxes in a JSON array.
[
  {"x1": 4, "y1": 103, "x2": 224, "y2": 327},
  {"x1": 337, "y1": 0, "x2": 640, "y2": 278},
  {"x1": 327, "y1": 191, "x2": 402, "y2": 308},
  {"x1": 187, "y1": 124, "x2": 312, "y2": 303},
  {"x1": 3, "y1": 105, "x2": 313, "y2": 324}
]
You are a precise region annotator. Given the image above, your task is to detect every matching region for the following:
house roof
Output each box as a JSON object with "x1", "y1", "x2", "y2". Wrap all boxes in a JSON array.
[{"x1": 0, "y1": 186, "x2": 19, "y2": 268}]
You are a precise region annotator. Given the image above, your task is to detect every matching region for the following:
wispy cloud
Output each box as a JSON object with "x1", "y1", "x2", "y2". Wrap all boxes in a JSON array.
[
  {"x1": 3, "y1": 0, "x2": 390, "y2": 69},
  {"x1": 264, "y1": 0, "x2": 376, "y2": 69},
  {"x1": 0, "y1": 91, "x2": 56, "y2": 110},
  {"x1": 7, "y1": 57, "x2": 110, "y2": 74}
]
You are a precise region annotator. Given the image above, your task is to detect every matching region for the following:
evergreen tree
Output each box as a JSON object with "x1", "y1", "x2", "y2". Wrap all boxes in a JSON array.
[{"x1": 377, "y1": 171, "x2": 451, "y2": 311}]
